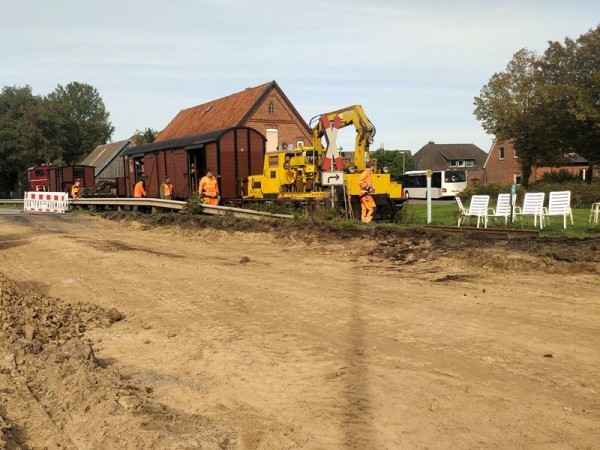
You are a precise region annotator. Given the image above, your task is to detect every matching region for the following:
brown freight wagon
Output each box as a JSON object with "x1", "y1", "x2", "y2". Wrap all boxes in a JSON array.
[
  {"x1": 48, "y1": 165, "x2": 95, "y2": 194},
  {"x1": 121, "y1": 126, "x2": 266, "y2": 200}
]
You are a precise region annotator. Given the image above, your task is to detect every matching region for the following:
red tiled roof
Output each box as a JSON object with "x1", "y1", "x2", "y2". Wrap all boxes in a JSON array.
[{"x1": 156, "y1": 81, "x2": 274, "y2": 142}]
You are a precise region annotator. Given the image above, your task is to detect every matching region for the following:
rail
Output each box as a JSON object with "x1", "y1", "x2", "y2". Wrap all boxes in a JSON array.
[
  {"x1": 425, "y1": 225, "x2": 539, "y2": 239},
  {"x1": 0, "y1": 198, "x2": 294, "y2": 221}
]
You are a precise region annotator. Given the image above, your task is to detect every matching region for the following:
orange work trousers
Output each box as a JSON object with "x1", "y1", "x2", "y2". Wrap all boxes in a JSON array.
[
  {"x1": 204, "y1": 196, "x2": 219, "y2": 205},
  {"x1": 360, "y1": 195, "x2": 376, "y2": 223}
]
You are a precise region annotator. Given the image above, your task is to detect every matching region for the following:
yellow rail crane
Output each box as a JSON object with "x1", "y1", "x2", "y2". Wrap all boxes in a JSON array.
[{"x1": 243, "y1": 105, "x2": 404, "y2": 220}]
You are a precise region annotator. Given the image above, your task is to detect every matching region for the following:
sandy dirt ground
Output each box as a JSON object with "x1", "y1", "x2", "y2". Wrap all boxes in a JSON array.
[{"x1": 0, "y1": 212, "x2": 599, "y2": 449}]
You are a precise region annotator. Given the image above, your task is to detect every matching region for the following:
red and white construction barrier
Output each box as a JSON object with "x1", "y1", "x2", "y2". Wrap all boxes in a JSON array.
[{"x1": 24, "y1": 191, "x2": 69, "y2": 213}]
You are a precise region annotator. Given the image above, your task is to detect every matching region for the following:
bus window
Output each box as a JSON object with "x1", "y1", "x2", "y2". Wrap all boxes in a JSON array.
[{"x1": 445, "y1": 171, "x2": 466, "y2": 183}]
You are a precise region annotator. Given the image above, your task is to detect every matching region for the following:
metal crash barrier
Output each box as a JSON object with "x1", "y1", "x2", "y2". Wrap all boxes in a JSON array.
[{"x1": 24, "y1": 192, "x2": 69, "y2": 213}]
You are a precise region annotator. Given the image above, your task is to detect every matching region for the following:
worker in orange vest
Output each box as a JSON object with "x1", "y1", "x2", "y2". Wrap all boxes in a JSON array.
[
  {"x1": 134, "y1": 179, "x2": 146, "y2": 197},
  {"x1": 358, "y1": 161, "x2": 376, "y2": 223},
  {"x1": 133, "y1": 179, "x2": 146, "y2": 212},
  {"x1": 160, "y1": 176, "x2": 174, "y2": 200},
  {"x1": 198, "y1": 170, "x2": 219, "y2": 205},
  {"x1": 70, "y1": 180, "x2": 81, "y2": 200}
]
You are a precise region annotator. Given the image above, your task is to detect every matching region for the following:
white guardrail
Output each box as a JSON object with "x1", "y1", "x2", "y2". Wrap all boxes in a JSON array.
[{"x1": 0, "y1": 196, "x2": 294, "y2": 221}]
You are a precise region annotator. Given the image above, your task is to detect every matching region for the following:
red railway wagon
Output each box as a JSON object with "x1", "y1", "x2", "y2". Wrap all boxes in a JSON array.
[
  {"x1": 121, "y1": 126, "x2": 266, "y2": 200},
  {"x1": 27, "y1": 164, "x2": 58, "y2": 192},
  {"x1": 48, "y1": 165, "x2": 95, "y2": 195},
  {"x1": 28, "y1": 164, "x2": 95, "y2": 194}
]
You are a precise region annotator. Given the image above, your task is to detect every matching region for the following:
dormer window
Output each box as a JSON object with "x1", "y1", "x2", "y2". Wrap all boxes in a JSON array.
[{"x1": 268, "y1": 102, "x2": 275, "y2": 114}]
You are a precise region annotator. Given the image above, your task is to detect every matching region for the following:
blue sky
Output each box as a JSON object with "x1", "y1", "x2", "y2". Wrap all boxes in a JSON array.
[{"x1": 2, "y1": 0, "x2": 599, "y2": 154}]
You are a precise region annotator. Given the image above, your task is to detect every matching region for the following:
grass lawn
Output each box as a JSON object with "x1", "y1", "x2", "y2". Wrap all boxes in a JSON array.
[{"x1": 400, "y1": 201, "x2": 600, "y2": 236}]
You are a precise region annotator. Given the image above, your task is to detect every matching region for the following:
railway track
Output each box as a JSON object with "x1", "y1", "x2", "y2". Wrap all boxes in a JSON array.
[
  {"x1": 0, "y1": 199, "x2": 541, "y2": 236},
  {"x1": 425, "y1": 225, "x2": 539, "y2": 239}
]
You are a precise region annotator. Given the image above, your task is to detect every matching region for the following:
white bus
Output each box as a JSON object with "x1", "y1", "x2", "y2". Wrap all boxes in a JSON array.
[{"x1": 401, "y1": 170, "x2": 468, "y2": 199}]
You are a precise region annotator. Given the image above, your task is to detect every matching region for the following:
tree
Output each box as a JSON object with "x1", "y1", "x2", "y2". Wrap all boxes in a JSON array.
[
  {"x1": 474, "y1": 26, "x2": 600, "y2": 185},
  {"x1": 0, "y1": 82, "x2": 114, "y2": 196},
  {"x1": 543, "y1": 26, "x2": 600, "y2": 164},
  {"x1": 474, "y1": 49, "x2": 555, "y2": 185},
  {"x1": 134, "y1": 127, "x2": 160, "y2": 144},
  {"x1": 46, "y1": 82, "x2": 114, "y2": 164},
  {"x1": 371, "y1": 148, "x2": 414, "y2": 180},
  {"x1": 0, "y1": 86, "x2": 58, "y2": 195}
]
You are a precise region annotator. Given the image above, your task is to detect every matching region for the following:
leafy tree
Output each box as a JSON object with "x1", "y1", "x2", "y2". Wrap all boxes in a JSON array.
[
  {"x1": 542, "y1": 26, "x2": 600, "y2": 165},
  {"x1": 46, "y1": 82, "x2": 114, "y2": 164},
  {"x1": 371, "y1": 149, "x2": 414, "y2": 180},
  {"x1": 134, "y1": 127, "x2": 160, "y2": 144},
  {"x1": 474, "y1": 49, "x2": 554, "y2": 185},
  {"x1": 0, "y1": 86, "x2": 58, "y2": 195},
  {"x1": 474, "y1": 25, "x2": 600, "y2": 185},
  {"x1": 0, "y1": 82, "x2": 114, "y2": 195}
]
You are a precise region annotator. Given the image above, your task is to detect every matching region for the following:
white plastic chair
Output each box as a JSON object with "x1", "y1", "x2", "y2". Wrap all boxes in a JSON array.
[
  {"x1": 515, "y1": 192, "x2": 545, "y2": 229},
  {"x1": 488, "y1": 193, "x2": 512, "y2": 225},
  {"x1": 542, "y1": 191, "x2": 573, "y2": 229},
  {"x1": 590, "y1": 202, "x2": 600, "y2": 224},
  {"x1": 457, "y1": 195, "x2": 489, "y2": 228}
]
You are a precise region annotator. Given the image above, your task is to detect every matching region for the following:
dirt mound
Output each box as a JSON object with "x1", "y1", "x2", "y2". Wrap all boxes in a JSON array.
[
  {"x1": 0, "y1": 273, "x2": 231, "y2": 449},
  {"x1": 100, "y1": 212, "x2": 600, "y2": 274}
]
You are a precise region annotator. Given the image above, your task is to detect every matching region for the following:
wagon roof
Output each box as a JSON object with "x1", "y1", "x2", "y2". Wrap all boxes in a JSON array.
[{"x1": 121, "y1": 126, "x2": 265, "y2": 156}]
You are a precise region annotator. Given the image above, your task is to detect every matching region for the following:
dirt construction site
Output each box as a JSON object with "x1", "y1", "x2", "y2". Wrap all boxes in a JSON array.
[{"x1": 0, "y1": 211, "x2": 599, "y2": 449}]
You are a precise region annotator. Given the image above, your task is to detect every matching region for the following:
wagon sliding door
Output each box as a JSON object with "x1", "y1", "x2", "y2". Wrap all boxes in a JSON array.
[{"x1": 187, "y1": 146, "x2": 206, "y2": 196}]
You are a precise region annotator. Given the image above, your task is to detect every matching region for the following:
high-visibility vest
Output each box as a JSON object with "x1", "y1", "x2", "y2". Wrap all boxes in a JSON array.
[
  {"x1": 199, "y1": 176, "x2": 219, "y2": 197},
  {"x1": 134, "y1": 181, "x2": 146, "y2": 198},
  {"x1": 70, "y1": 185, "x2": 80, "y2": 199},
  {"x1": 358, "y1": 169, "x2": 374, "y2": 195},
  {"x1": 162, "y1": 182, "x2": 173, "y2": 197}
]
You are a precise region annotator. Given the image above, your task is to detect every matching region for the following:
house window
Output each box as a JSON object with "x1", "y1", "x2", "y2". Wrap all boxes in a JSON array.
[
  {"x1": 457, "y1": 160, "x2": 465, "y2": 167},
  {"x1": 449, "y1": 160, "x2": 457, "y2": 167},
  {"x1": 514, "y1": 173, "x2": 522, "y2": 185},
  {"x1": 268, "y1": 102, "x2": 275, "y2": 114},
  {"x1": 499, "y1": 147, "x2": 505, "y2": 160},
  {"x1": 296, "y1": 141, "x2": 304, "y2": 148},
  {"x1": 466, "y1": 160, "x2": 474, "y2": 167},
  {"x1": 74, "y1": 168, "x2": 83, "y2": 178}
]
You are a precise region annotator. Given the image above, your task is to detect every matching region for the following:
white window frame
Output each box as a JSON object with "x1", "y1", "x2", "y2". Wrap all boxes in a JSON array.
[
  {"x1": 514, "y1": 173, "x2": 522, "y2": 185},
  {"x1": 499, "y1": 147, "x2": 505, "y2": 160}
]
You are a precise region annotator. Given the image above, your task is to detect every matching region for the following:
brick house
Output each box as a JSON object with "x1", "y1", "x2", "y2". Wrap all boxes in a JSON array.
[
  {"x1": 121, "y1": 81, "x2": 312, "y2": 199},
  {"x1": 157, "y1": 80, "x2": 311, "y2": 152},
  {"x1": 413, "y1": 141, "x2": 488, "y2": 186},
  {"x1": 484, "y1": 139, "x2": 591, "y2": 185}
]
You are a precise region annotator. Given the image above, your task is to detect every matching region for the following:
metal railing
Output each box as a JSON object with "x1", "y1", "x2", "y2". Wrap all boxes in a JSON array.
[{"x1": 0, "y1": 198, "x2": 294, "y2": 221}]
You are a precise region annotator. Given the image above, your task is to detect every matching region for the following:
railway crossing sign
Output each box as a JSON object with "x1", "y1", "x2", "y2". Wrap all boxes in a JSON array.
[
  {"x1": 322, "y1": 171, "x2": 344, "y2": 186},
  {"x1": 321, "y1": 114, "x2": 344, "y2": 171}
]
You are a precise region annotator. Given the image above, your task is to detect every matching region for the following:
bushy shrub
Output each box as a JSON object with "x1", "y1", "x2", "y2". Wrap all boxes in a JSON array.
[
  {"x1": 527, "y1": 180, "x2": 600, "y2": 207},
  {"x1": 185, "y1": 194, "x2": 205, "y2": 215},
  {"x1": 458, "y1": 184, "x2": 526, "y2": 202},
  {"x1": 537, "y1": 169, "x2": 581, "y2": 183}
]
